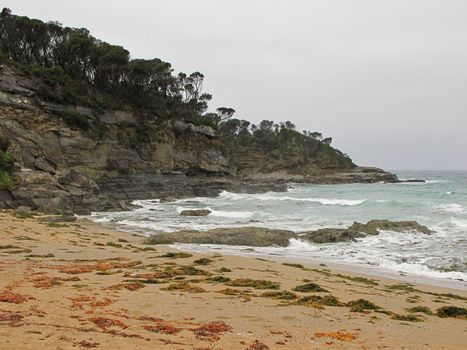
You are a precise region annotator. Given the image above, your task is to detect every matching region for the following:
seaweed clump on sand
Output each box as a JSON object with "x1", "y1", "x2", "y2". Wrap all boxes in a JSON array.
[
  {"x1": 89, "y1": 317, "x2": 128, "y2": 330},
  {"x1": 227, "y1": 278, "x2": 279, "y2": 290},
  {"x1": 261, "y1": 290, "x2": 298, "y2": 300},
  {"x1": 193, "y1": 258, "x2": 212, "y2": 265},
  {"x1": 436, "y1": 306, "x2": 467, "y2": 319},
  {"x1": 143, "y1": 323, "x2": 181, "y2": 334},
  {"x1": 314, "y1": 331, "x2": 358, "y2": 342},
  {"x1": 295, "y1": 295, "x2": 341, "y2": 308},
  {"x1": 346, "y1": 299, "x2": 381, "y2": 312},
  {"x1": 0, "y1": 291, "x2": 34, "y2": 304},
  {"x1": 292, "y1": 283, "x2": 327, "y2": 293},
  {"x1": 391, "y1": 314, "x2": 423, "y2": 322},
  {"x1": 192, "y1": 321, "x2": 232, "y2": 341},
  {"x1": 162, "y1": 282, "x2": 206, "y2": 293},
  {"x1": 158, "y1": 252, "x2": 193, "y2": 259},
  {"x1": 407, "y1": 306, "x2": 433, "y2": 315}
]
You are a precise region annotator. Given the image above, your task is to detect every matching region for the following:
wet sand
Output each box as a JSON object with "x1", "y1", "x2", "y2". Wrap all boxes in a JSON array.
[{"x1": 0, "y1": 211, "x2": 466, "y2": 349}]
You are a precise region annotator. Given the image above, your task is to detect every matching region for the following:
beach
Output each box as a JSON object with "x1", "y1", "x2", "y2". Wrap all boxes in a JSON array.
[{"x1": 0, "y1": 210, "x2": 465, "y2": 349}]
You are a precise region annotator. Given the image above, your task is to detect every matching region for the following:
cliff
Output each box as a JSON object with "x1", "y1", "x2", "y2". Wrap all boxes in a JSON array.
[{"x1": 0, "y1": 64, "x2": 397, "y2": 214}]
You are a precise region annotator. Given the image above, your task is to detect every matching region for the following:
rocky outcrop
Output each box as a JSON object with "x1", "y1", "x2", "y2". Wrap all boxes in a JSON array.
[
  {"x1": 180, "y1": 209, "x2": 212, "y2": 216},
  {"x1": 147, "y1": 227, "x2": 295, "y2": 246},
  {"x1": 348, "y1": 220, "x2": 432, "y2": 235},
  {"x1": 146, "y1": 220, "x2": 432, "y2": 246},
  {"x1": 0, "y1": 65, "x2": 399, "y2": 214}
]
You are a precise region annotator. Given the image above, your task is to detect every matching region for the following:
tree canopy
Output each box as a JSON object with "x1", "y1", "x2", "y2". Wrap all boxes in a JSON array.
[{"x1": 0, "y1": 8, "x2": 353, "y2": 168}]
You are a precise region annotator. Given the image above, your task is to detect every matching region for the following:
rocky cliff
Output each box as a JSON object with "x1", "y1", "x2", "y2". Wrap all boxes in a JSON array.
[{"x1": 0, "y1": 65, "x2": 398, "y2": 214}]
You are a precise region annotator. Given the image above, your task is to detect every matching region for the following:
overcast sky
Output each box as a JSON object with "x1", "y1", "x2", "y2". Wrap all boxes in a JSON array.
[{"x1": 5, "y1": 0, "x2": 467, "y2": 170}]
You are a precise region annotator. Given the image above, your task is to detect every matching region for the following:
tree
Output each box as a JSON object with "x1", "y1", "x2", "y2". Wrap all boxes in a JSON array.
[
  {"x1": 323, "y1": 137, "x2": 332, "y2": 145},
  {"x1": 216, "y1": 107, "x2": 235, "y2": 121},
  {"x1": 310, "y1": 132, "x2": 322, "y2": 140}
]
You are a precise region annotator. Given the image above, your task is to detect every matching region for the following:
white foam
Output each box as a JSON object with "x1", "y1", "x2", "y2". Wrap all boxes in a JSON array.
[
  {"x1": 435, "y1": 203, "x2": 466, "y2": 214},
  {"x1": 450, "y1": 217, "x2": 467, "y2": 229},
  {"x1": 209, "y1": 210, "x2": 255, "y2": 219},
  {"x1": 218, "y1": 191, "x2": 366, "y2": 206},
  {"x1": 378, "y1": 259, "x2": 466, "y2": 281},
  {"x1": 175, "y1": 206, "x2": 212, "y2": 214}
]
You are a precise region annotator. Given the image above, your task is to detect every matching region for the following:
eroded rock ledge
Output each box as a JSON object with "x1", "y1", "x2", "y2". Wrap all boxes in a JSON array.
[
  {"x1": 0, "y1": 65, "x2": 399, "y2": 214},
  {"x1": 146, "y1": 220, "x2": 432, "y2": 246}
]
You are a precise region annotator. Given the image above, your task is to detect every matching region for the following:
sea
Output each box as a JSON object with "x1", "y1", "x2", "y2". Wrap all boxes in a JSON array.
[{"x1": 90, "y1": 171, "x2": 467, "y2": 287}]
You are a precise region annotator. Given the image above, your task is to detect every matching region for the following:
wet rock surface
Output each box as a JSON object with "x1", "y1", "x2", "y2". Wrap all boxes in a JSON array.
[
  {"x1": 146, "y1": 220, "x2": 432, "y2": 246},
  {"x1": 147, "y1": 227, "x2": 296, "y2": 247},
  {"x1": 180, "y1": 209, "x2": 212, "y2": 216}
]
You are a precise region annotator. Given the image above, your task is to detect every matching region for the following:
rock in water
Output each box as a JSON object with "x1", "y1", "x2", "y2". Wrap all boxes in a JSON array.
[
  {"x1": 180, "y1": 209, "x2": 212, "y2": 216},
  {"x1": 147, "y1": 227, "x2": 295, "y2": 246},
  {"x1": 349, "y1": 220, "x2": 432, "y2": 235},
  {"x1": 146, "y1": 220, "x2": 432, "y2": 247}
]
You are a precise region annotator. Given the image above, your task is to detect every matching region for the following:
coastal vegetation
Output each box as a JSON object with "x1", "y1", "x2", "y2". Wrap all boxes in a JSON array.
[
  {"x1": 0, "y1": 135, "x2": 11, "y2": 189},
  {"x1": 0, "y1": 7, "x2": 352, "y2": 169}
]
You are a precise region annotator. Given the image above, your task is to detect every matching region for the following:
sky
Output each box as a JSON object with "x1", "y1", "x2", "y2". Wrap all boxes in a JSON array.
[{"x1": 4, "y1": 0, "x2": 467, "y2": 170}]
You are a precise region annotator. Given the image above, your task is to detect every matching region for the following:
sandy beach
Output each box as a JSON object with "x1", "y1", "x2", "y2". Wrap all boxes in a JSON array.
[{"x1": 0, "y1": 210, "x2": 466, "y2": 349}]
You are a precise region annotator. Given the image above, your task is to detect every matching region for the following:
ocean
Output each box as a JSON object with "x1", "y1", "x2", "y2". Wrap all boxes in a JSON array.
[{"x1": 90, "y1": 171, "x2": 467, "y2": 285}]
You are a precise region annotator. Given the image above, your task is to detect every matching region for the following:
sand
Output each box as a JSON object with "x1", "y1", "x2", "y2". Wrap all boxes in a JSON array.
[{"x1": 0, "y1": 210, "x2": 465, "y2": 349}]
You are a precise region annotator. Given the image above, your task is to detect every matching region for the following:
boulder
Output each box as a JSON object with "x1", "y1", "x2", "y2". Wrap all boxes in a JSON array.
[
  {"x1": 300, "y1": 228, "x2": 365, "y2": 244},
  {"x1": 180, "y1": 209, "x2": 212, "y2": 216},
  {"x1": 349, "y1": 220, "x2": 432, "y2": 235}
]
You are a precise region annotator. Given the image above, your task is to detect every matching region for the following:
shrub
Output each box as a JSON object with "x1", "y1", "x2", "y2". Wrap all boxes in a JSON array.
[{"x1": 0, "y1": 171, "x2": 11, "y2": 189}]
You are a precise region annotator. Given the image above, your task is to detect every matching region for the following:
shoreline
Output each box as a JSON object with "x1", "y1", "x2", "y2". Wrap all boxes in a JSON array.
[
  {"x1": 1, "y1": 211, "x2": 466, "y2": 349},
  {"x1": 172, "y1": 244, "x2": 467, "y2": 292},
  {"x1": 90, "y1": 219, "x2": 467, "y2": 292}
]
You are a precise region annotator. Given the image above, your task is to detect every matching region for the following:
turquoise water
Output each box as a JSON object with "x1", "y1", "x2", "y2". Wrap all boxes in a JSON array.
[{"x1": 91, "y1": 171, "x2": 467, "y2": 283}]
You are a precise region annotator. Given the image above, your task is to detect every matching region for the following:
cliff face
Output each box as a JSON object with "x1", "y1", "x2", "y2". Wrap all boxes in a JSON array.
[{"x1": 0, "y1": 65, "x2": 398, "y2": 214}]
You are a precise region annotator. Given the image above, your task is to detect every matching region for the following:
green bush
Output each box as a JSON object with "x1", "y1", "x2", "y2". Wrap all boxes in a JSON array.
[
  {"x1": 0, "y1": 150, "x2": 12, "y2": 170},
  {"x1": 0, "y1": 135, "x2": 9, "y2": 152},
  {"x1": 0, "y1": 147, "x2": 13, "y2": 190},
  {"x1": 0, "y1": 170, "x2": 12, "y2": 189}
]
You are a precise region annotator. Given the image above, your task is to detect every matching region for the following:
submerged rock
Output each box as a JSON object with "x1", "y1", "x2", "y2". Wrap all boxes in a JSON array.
[
  {"x1": 146, "y1": 227, "x2": 295, "y2": 247},
  {"x1": 180, "y1": 209, "x2": 212, "y2": 216}
]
